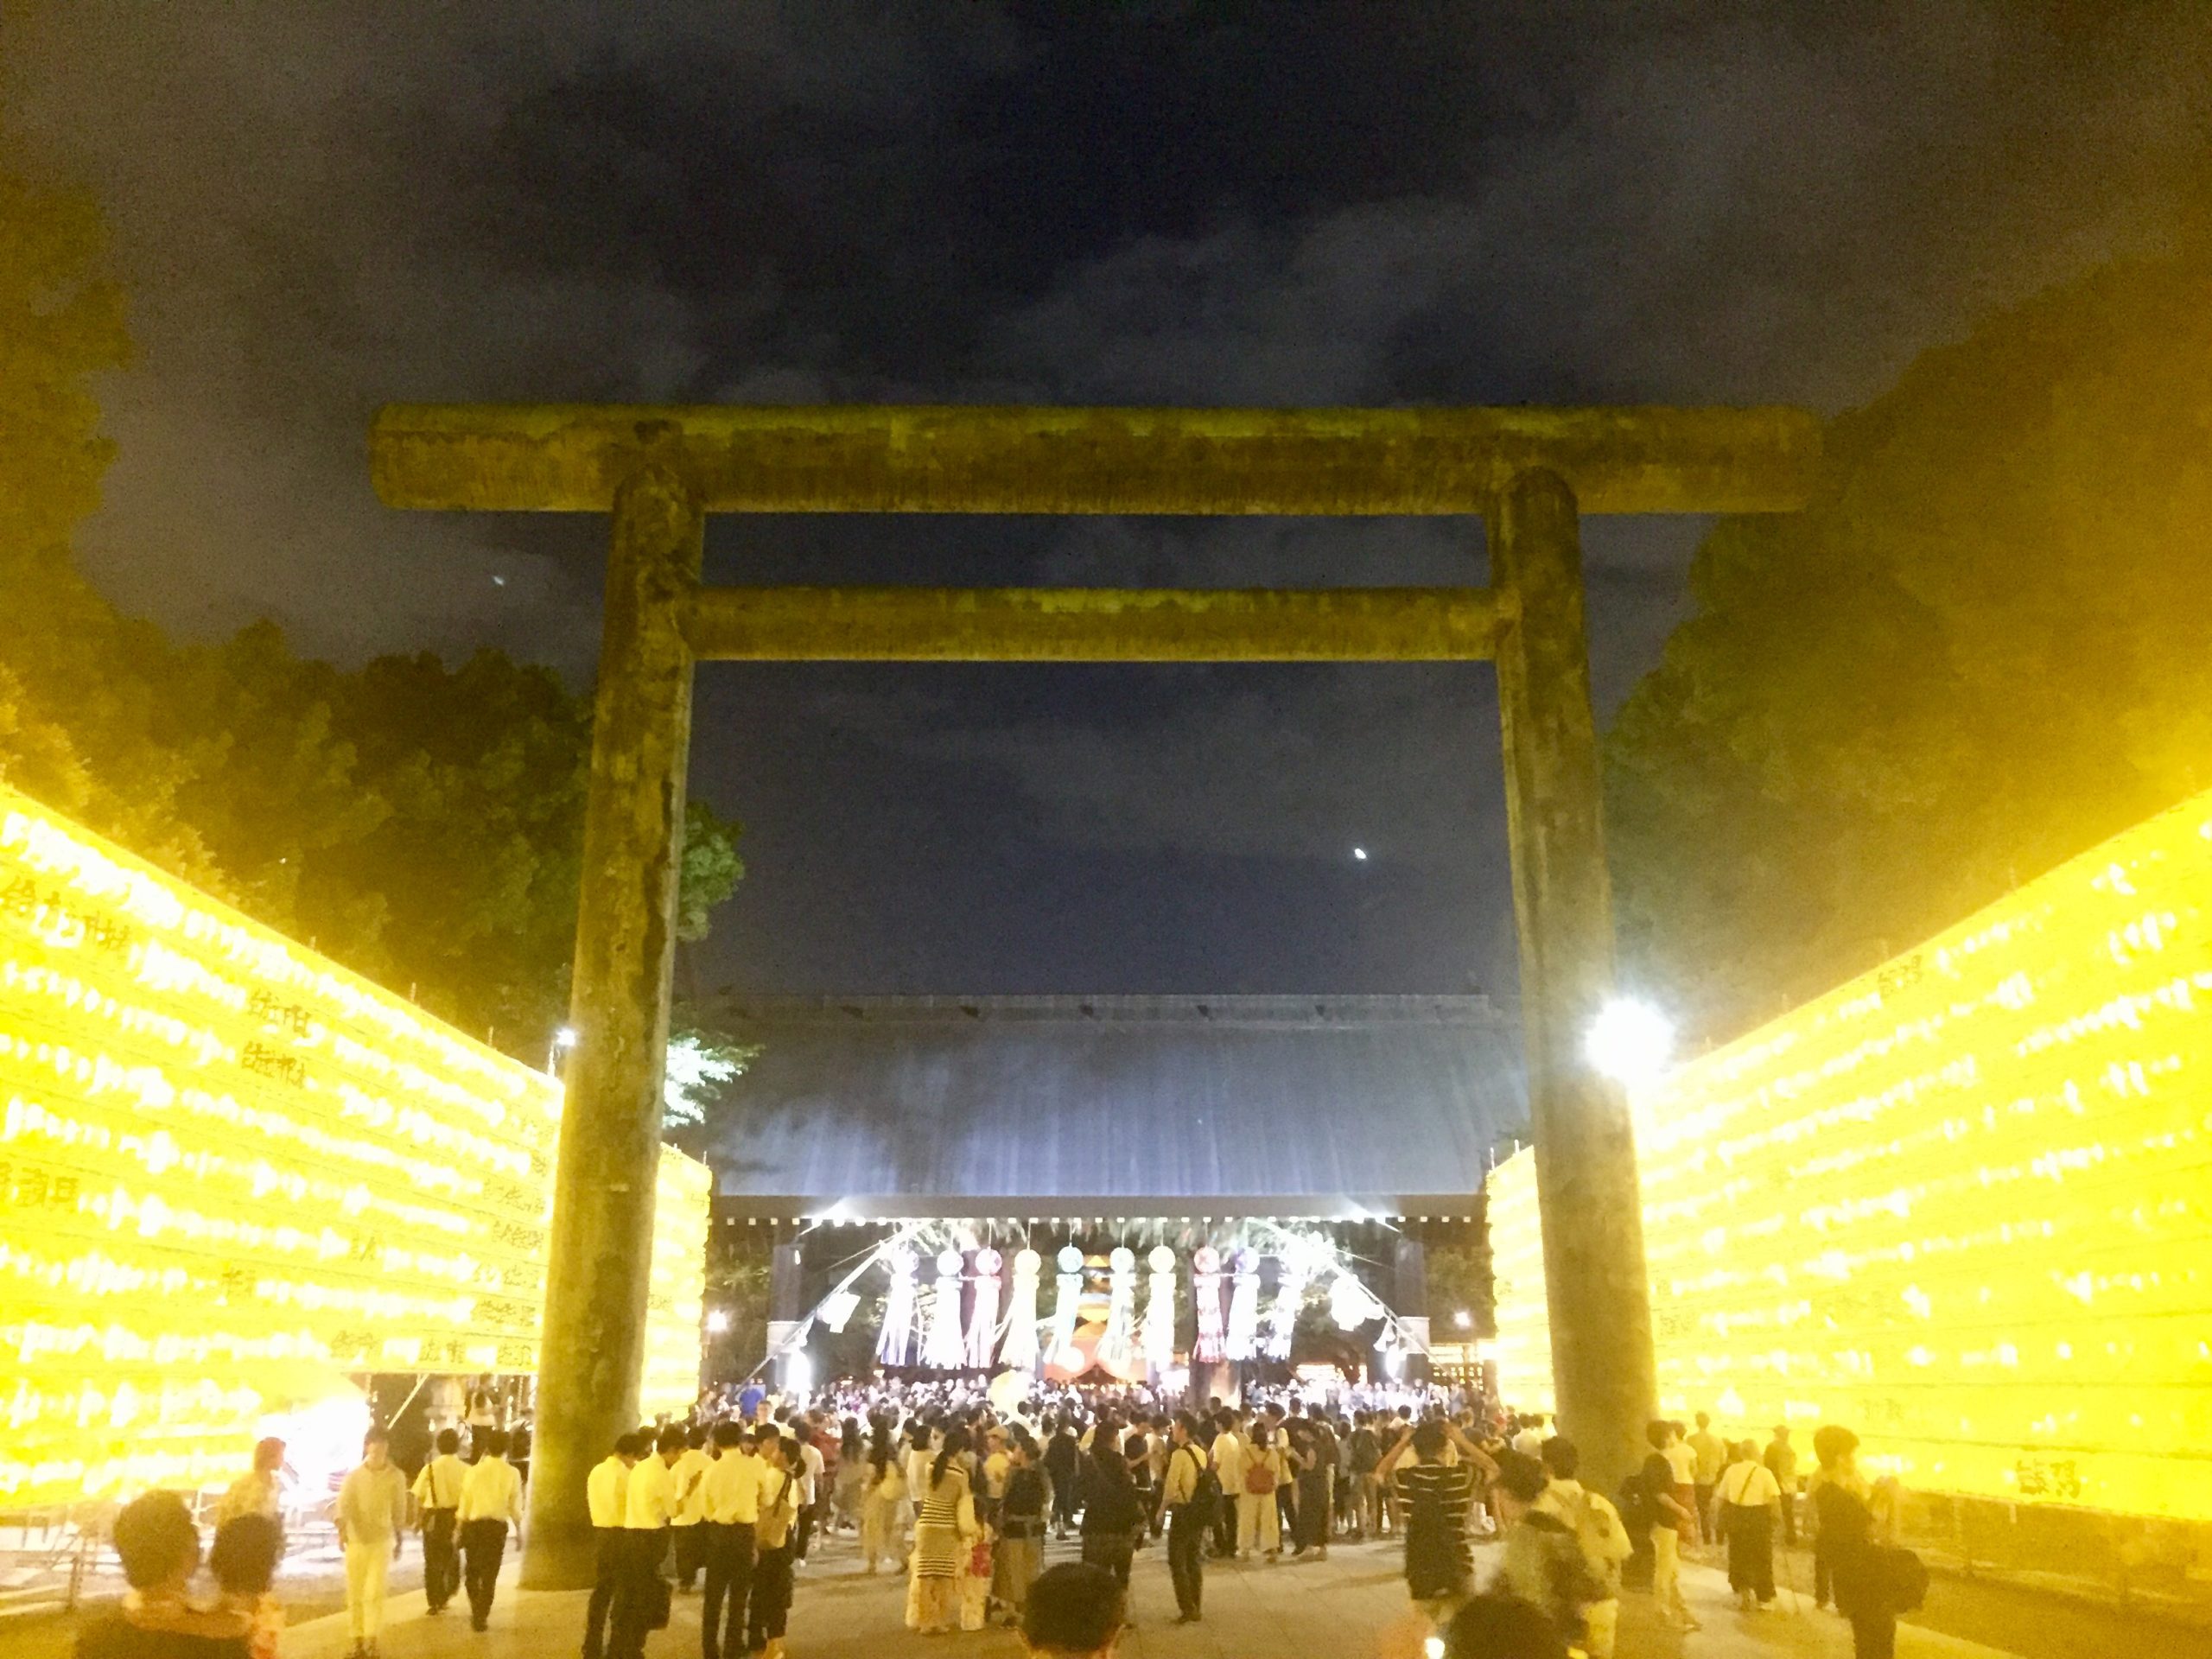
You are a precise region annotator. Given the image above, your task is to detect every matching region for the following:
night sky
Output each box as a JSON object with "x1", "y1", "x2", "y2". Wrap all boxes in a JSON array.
[{"x1": 11, "y1": 4, "x2": 2205, "y2": 998}]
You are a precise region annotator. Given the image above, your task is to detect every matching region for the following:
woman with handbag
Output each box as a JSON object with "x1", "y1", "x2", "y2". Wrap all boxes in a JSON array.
[
  {"x1": 992, "y1": 1432, "x2": 1052, "y2": 1624},
  {"x1": 1717, "y1": 1440, "x2": 1781, "y2": 1610},
  {"x1": 1812, "y1": 1426, "x2": 1904, "y2": 1659},
  {"x1": 906, "y1": 1427, "x2": 977, "y2": 1633}
]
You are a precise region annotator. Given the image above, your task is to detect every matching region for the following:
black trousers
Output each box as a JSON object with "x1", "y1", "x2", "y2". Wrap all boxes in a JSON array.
[
  {"x1": 608, "y1": 1529, "x2": 666, "y2": 1659},
  {"x1": 1210, "y1": 1485, "x2": 1236, "y2": 1554},
  {"x1": 1851, "y1": 1611, "x2": 1897, "y2": 1659},
  {"x1": 583, "y1": 1526, "x2": 624, "y2": 1659},
  {"x1": 701, "y1": 1522, "x2": 756, "y2": 1659},
  {"x1": 1081, "y1": 1529, "x2": 1135, "y2": 1588},
  {"x1": 673, "y1": 1522, "x2": 707, "y2": 1589},
  {"x1": 747, "y1": 1543, "x2": 793, "y2": 1650},
  {"x1": 461, "y1": 1518, "x2": 508, "y2": 1625},
  {"x1": 1167, "y1": 1505, "x2": 1205, "y2": 1618},
  {"x1": 422, "y1": 1509, "x2": 460, "y2": 1610}
]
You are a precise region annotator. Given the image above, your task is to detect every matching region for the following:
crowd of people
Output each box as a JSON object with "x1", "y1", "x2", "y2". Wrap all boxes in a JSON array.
[{"x1": 74, "y1": 1376, "x2": 1913, "y2": 1659}]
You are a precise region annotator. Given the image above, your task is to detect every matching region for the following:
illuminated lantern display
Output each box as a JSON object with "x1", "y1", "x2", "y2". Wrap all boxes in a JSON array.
[
  {"x1": 1049, "y1": 1245, "x2": 1084, "y2": 1371},
  {"x1": 875, "y1": 1248, "x2": 918, "y2": 1368},
  {"x1": 1096, "y1": 1246, "x2": 1137, "y2": 1369},
  {"x1": 1262, "y1": 1238, "x2": 1313, "y2": 1361},
  {"x1": 965, "y1": 1248, "x2": 1003, "y2": 1369},
  {"x1": 1141, "y1": 1245, "x2": 1177, "y2": 1370},
  {"x1": 1224, "y1": 1247, "x2": 1261, "y2": 1361},
  {"x1": 1484, "y1": 1154, "x2": 1554, "y2": 1415},
  {"x1": 0, "y1": 783, "x2": 709, "y2": 1506},
  {"x1": 925, "y1": 1249, "x2": 966, "y2": 1369},
  {"x1": 1491, "y1": 785, "x2": 2212, "y2": 1523},
  {"x1": 640, "y1": 1144, "x2": 713, "y2": 1417},
  {"x1": 999, "y1": 1248, "x2": 1043, "y2": 1370},
  {"x1": 1192, "y1": 1246, "x2": 1226, "y2": 1363}
]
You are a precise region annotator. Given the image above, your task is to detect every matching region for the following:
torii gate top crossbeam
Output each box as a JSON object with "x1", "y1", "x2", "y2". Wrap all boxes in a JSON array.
[{"x1": 371, "y1": 403, "x2": 1820, "y2": 517}]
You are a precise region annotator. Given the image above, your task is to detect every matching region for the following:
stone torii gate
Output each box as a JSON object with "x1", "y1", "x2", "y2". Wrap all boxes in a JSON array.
[{"x1": 371, "y1": 403, "x2": 1818, "y2": 1582}]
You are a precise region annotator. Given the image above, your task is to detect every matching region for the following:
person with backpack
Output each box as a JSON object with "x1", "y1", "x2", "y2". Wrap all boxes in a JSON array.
[
  {"x1": 1489, "y1": 1452, "x2": 1605, "y2": 1649},
  {"x1": 1812, "y1": 1425, "x2": 1918, "y2": 1659},
  {"x1": 1534, "y1": 1436, "x2": 1630, "y2": 1659},
  {"x1": 1161, "y1": 1413, "x2": 1215, "y2": 1622},
  {"x1": 1235, "y1": 1421, "x2": 1289, "y2": 1560}
]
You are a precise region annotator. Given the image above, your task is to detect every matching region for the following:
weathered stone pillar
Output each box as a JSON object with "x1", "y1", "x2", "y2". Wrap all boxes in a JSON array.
[
  {"x1": 523, "y1": 464, "x2": 702, "y2": 1587},
  {"x1": 1490, "y1": 467, "x2": 1656, "y2": 1492}
]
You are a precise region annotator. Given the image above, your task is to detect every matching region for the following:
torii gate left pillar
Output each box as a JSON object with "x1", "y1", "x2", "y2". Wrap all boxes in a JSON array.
[{"x1": 372, "y1": 402, "x2": 1818, "y2": 1585}]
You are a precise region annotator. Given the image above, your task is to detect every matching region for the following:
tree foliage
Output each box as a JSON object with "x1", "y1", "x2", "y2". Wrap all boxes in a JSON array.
[
  {"x1": 1608, "y1": 251, "x2": 2212, "y2": 1041},
  {"x1": 0, "y1": 158, "x2": 743, "y2": 1051}
]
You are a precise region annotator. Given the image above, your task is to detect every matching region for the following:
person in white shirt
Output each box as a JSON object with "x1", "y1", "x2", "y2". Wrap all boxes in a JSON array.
[
  {"x1": 671, "y1": 1424, "x2": 715, "y2": 1592},
  {"x1": 335, "y1": 1427, "x2": 408, "y2": 1659},
  {"x1": 582, "y1": 1433, "x2": 639, "y2": 1659},
  {"x1": 700, "y1": 1423, "x2": 766, "y2": 1659},
  {"x1": 611, "y1": 1427, "x2": 684, "y2": 1659},
  {"x1": 1717, "y1": 1439, "x2": 1783, "y2": 1611},
  {"x1": 790, "y1": 1423, "x2": 826, "y2": 1567},
  {"x1": 1208, "y1": 1416, "x2": 1249, "y2": 1559},
  {"x1": 412, "y1": 1428, "x2": 468, "y2": 1615},
  {"x1": 1510, "y1": 1415, "x2": 1545, "y2": 1459},
  {"x1": 457, "y1": 1428, "x2": 524, "y2": 1630}
]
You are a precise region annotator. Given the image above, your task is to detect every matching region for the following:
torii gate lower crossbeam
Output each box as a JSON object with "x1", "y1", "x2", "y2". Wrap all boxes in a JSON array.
[{"x1": 369, "y1": 402, "x2": 1819, "y2": 1586}]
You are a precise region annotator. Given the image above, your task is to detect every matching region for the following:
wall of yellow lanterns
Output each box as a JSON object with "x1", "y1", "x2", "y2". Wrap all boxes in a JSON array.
[
  {"x1": 643, "y1": 1143, "x2": 712, "y2": 1419},
  {"x1": 0, "y1": 783, "x2": 709, "y2": 1507},
  {"x1": 1491, "y1": 785, "x2": 2212, "y2": 1523}
]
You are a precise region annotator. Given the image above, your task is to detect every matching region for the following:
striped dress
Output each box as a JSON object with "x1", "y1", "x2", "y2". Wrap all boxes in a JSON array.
[{"x1": 906, "y1": 1467, "x2": 971, "y2": 1632}]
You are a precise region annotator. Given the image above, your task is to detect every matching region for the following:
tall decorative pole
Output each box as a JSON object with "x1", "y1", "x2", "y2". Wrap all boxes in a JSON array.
[
  {"x1": 1491, "y1": 467, "x2": 1657, "y2": 1495},
  {"x1": 523, "y1": 464, "x2": 702, "y2": 1586}
]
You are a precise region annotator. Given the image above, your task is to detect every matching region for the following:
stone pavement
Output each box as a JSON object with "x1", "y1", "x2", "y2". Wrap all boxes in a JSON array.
[{"x1": 270, "y1": 1529, "x2": 2024, "y2": 1659}]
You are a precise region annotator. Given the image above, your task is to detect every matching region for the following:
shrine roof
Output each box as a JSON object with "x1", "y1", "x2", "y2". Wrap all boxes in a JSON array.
[{"x1": 694, "y1": 994, "x2": 1524, "y2": 1219}]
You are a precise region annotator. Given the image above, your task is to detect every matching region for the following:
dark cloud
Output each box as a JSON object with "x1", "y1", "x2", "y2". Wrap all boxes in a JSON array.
[{"x1": 9, "y1": 2, "x2": 2209, "y2": 993}]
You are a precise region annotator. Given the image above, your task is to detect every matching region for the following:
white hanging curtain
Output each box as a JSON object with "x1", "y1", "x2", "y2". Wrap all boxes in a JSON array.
[
  {"x1": 1095, "y1": 1246, "x2": 1137, "y2": 1369},
  {"x1": 924, "y1": 1249, "x2": 967, "y2": 1369},
  {"x1": 875, "y1": 1247, "x2": 918, "y2": 1367},
  {"x1": 999, "y1": 1247, "x2": 1044, "y2": 1370},
  {"x1": 1192, "y1": 1245, "x2": 1226, "y2": 1363},
  {"x1": 1141, "y1": 1245, "x2": 1177, "y2": 1370},
  {"x1": 965, "y1": 1248, "x2": 1003, "y2": 1369},
  {"x1": 1224, "y1": 1246, "x2": 1262, "y2": 1362},
  {"x1": 1261, "y1": 1242, "x2": 1312, "y2": 1361},
  {"x1": 1048, "y1": 1245, "x2": 1085, "y2": 1370}
]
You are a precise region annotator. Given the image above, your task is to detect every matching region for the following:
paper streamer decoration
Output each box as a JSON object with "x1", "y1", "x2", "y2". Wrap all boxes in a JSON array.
[
  {"x1": 925, "y1": 1249, "x2": 967, "y2": 1369},
  {"x1": 1096, "y1": 1246, "x2": 1138, "y2": 1369},
  {"x1": 1001, "y1": 1248, "x2": 1043, "y2": 1370},
  {"x1": 1141, "y1": 1245, "x2": 1177, "y2": 1370},
  {"x1": 876, "y1": 1247, "x2": 918, "y2": 1367},
  {"x1": 1225, "y1": 1247, "x2": 1262, "y2": 1362},
  {"x1": 1050, "y1": 1245, "x2": 1085, "y2": 1371},
  {"x1": 821, "y1": 1290, "x2": 861, "y2": 1334},
  {"x1": 966, "y1": 1248, "x2": 1003, "y2": 1369},
  {"x1": 1192, "y1": 1246, "x2": 1226, "y2": 1363},
  {"x1": 1331, "y1": 1269, "x2": 1382, "y2": 1332},
  {"x1": 1262, "y1": 1240, "x2": 1313, "y2": 1361}
]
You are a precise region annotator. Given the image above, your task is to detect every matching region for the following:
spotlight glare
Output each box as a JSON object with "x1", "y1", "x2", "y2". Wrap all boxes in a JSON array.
[{"x1": 1585, "y1": 996, "x2": 1675, "y2": 1087}]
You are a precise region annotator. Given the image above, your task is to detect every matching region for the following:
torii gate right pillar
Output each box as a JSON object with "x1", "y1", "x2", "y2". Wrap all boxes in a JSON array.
[{"x1": 1491, "y1": 467, "x2": 1656, "y2": 1494}]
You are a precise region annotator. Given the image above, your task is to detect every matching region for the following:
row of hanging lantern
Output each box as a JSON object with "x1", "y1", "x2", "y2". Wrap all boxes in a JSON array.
[{"x1": 871, "y1": 1238, "x2": 1389, "y2": 1374}]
